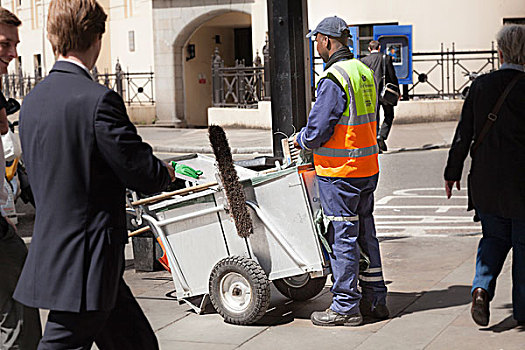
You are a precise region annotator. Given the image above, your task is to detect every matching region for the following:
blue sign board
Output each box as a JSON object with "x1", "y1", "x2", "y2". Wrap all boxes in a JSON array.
[
  {"x1": 373, "y1": 25, "x2": 413, "y2": 84},
  {"x1": 348, "y1": 26, "x2": 359, "y2": 58}
]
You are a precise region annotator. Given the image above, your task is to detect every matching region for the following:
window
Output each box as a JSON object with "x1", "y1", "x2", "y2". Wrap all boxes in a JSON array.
[
  {"x1": 32, "y1": 0, "x2": 44, "y2": 29},
  {"x1": 15, "y1": 56, "x2": 22, "y2": 74},
  {"x1": 34, "y1": 54, "x2": 42, "y2": 78},
  {"x1": 503, "y1": 18, "x2": 525, "y2": 25},
  {"x1": 128, "y1": 31, "x2": 135, "y2": 52},
  {"x1": 124, "y1": 0, "x2": 133, "y2": 18}
]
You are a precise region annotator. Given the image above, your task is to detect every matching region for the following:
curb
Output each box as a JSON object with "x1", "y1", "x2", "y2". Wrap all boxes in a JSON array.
[
  {"x1": 385, "y1": 143, "x2": 451, "y2": 154},
  {"x1": 152, "y1": 145, "x2": 273, "y2": 155},
  {"x1": 153, "y1": 144, "x2": 451, "y2": 155}
]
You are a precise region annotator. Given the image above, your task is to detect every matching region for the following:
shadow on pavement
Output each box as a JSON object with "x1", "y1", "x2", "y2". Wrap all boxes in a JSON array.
[
  {"x1": 250, "y1": 284, "x2": 474, "y2": 326},
  {"x1": 392, "y1": 285, "x2": 472, "y2": 316},
  {"x1": 480, "y1": 314, "x2": 525, "y2": 333}
]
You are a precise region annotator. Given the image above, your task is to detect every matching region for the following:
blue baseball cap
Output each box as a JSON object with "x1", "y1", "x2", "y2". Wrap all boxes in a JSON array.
[{"x1": 306, "y1": 16, "x2": 351, "y2": 39}]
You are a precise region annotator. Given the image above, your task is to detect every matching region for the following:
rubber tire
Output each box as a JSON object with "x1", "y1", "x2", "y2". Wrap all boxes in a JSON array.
[
  {"x1": 209, "y1": 256, "x2": 270, "y2": 325},
  {"x1": 274, "y1": 274, "x2": 327, "y2": 301}
]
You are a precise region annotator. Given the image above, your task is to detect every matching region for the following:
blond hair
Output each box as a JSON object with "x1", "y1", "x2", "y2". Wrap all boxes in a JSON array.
[{"x1": 47, "y1": 0, "x2": 107, "y2": 55}]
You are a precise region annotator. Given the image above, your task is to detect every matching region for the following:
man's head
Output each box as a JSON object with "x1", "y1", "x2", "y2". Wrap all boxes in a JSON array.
[
  {"x1": 368, "y1": 40, "x2": 380, "y2": 53},
  {"x1": 307, "y1": 16, "x2": 350, "y2": 62},
  {"x1": 0, "y1": 7, "x2": 21, "y2": 76},
  {"x1": 496, "y1": 24, "x2": 525, "y2": 65},
  {"x1": 47, "y1": 0, "x2": 107, "y2": 68},
  {"x1": 0, "y1": 7, "x2": 20, "y2": 135}
]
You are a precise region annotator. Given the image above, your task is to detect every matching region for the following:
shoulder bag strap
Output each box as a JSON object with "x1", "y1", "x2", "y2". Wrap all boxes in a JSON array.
[
  {"x1": 471, "y1": 72, "x2": 525, "y2": 154},
  {"x1": 382, "y1": 54, "x2": 386, "y2": 86}
]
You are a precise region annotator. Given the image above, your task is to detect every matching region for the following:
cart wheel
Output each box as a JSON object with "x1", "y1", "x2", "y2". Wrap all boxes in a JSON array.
[
  {"x1": 209, "y1": 256, "x2": 270, "y2": 325},
  {"x1": 274, "y1": 274, "x2": 327, "y2": 301}
]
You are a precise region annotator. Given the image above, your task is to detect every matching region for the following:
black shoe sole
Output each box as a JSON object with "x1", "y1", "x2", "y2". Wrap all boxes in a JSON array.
[
  {"x1": 471, "y1": 304, "x2": 489, "y2": 326},
  {"x1": 311, "y1": 317, "x2": 363, "y2": 327}
]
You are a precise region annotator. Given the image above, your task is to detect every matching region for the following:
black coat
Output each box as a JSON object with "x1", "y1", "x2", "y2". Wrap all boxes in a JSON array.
[
  {"x1": 444, "y1": 68, "x2": 525, "y2": 219},
  {"x1": 13, "y1": 61, "x2": 171, "y2": 312},
  {"x1": 360, "y1": 52, "x2": 398, "y2": 91}
]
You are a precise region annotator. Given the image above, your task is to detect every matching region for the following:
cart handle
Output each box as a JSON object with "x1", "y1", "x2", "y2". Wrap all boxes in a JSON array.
[
  {"x1": 245, "y1": 200, "x2": 308, "y2": 268},
  {"x1": 131, "y1": 181, "x2": 218, "y2": 206}
]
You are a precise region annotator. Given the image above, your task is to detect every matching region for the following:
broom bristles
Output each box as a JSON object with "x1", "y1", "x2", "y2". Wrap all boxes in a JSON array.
[{"x1": 209, "y1": 125, "x2": 253, "y2": 238}]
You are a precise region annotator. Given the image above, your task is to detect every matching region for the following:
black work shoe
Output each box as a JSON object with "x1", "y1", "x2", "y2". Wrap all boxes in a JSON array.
[
  {"x1": 377, "y1": 137, "x2": 388, "y2": 152},
  {"x1": 360, "y1": 300, "x2": 390, "y2": 320},
  {"x1": 471, "y1": 288, "x2": 490, "y2": 326},
  {"x1": 311, "y1": 308, "x2": 363, "y2": 327}
]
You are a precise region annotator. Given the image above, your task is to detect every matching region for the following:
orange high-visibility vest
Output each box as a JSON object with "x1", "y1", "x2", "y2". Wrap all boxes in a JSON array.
[{"x1": 313, "y1": 59, "x2": 379, "y2": 178}]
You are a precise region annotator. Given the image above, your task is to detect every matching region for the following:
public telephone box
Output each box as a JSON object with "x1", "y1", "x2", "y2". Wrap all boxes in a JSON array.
[
  {"x1": 373, "y1": 25, "x2": 413, "y2": 84},
  {"x1": 348, "y1": 26, "x2": 360, "y2": 57}
]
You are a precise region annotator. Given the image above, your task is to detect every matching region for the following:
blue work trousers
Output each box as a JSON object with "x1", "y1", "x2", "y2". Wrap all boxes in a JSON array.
[
  {"x1": 472, "y1": 211, "x2": 525, "y2": 322},
  {"x1": 318, "y1": 173, "x2": 387, "y2": 315}
]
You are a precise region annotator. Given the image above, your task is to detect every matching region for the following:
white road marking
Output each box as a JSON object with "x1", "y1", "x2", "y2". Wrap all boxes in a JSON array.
[
  {"x1": 376, "y1": 195, "x2": 467, "y2": 205},
  {"x1": 375, "y1": 188, "x2": 480, "y2": 237},
  {"x1": 376, "y1": 226, "x2": 480, "y2": 230},
  {"x1": 391, "y1": 188, "x2": 464, "y2": 196}
]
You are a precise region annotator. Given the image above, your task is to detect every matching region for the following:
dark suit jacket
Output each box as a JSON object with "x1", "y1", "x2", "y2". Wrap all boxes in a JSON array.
[
  {"x1": 444, "y1": 68, "x2": 525, "y2": 219},
  {"x1": 13, "y1": 61, "x2": 171, "y2": 312},
  {"x1": 360, "y1": 52, "x2": 398, "y2": 92}
]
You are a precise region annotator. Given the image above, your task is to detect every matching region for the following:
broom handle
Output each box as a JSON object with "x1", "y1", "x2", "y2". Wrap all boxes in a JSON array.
[
  {"x1": 128, "y1": 226, "x2": 150, "y2": 237},
  {"x1": 131, "y1": 181, "x2": 218, "y2": 206}
]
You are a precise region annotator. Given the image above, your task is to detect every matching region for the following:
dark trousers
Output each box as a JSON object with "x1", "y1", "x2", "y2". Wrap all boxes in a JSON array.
[
  {"x1": 318, "y1": 174, "x2": 387, "y2": 315},
  {"x1": 0, "y1": 219, "x2": 41, "y2": 349},
  {"x1": 376, "y1": 103, "x2": 395, "y2": 140},
  {"x1": 38, "y1": 279, "x2": 158, "y2": 350},
  {"x1": 472, "y1": 211, "x2": 525, "y2": 322}
]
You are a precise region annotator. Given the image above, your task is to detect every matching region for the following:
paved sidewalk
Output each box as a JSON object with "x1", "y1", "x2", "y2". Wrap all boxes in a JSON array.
[
  {"x1": 118, "y1": 235, "x2": 522, "y2": 350},
  {"x1": 33, "y1": 121, "x2": 524, "y2": 349},
  {"x1": 137, "y1": 121, "x2": 457, "y2": 156}
]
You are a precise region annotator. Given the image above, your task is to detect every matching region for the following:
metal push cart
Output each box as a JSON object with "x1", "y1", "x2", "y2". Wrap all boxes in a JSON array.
[{"x1": 128, "y1": 154, "x2": 329, "y2": 325}]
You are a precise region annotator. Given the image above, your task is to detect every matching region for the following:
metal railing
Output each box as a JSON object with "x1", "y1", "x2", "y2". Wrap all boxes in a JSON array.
[
  {"x1": 1, "y1": 60, "x2": 155, "y2": 105},
  {"x1": 1, "y1": 71, "x2": 42, "y2": 100},
  {"x1": 310, "y1": 42, "x2": 499, "y2": 100},
  {"x1": 408, "y1": 42, "x2": 499, "y2": 99},
  {"x1": 212, "y1": 47, "x2": 269, "y2": 108}
]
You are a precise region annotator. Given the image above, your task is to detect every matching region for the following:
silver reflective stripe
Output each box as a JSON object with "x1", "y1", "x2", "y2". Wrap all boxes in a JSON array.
[
  {"x1": 338, "y1": 112, "x2": 376, "y2": 126},
  {"x1": 333, "y1": 64, "x2": 351, "y2": 89},
  {"x1": 325, "y1": 215, "x2": 359, "y2": 222},
  {"x1": 332, "y1": 64, "x2": 374, "y2": 127},
  {"x1": 314, "y1": 144, "x2": 379, "y2": 158},
  {"x1": 362, "y1": 267, "x2": 383, "y2": 274},
  {"x1": 359, "y1": 275, "x2": 384, "y2": 282}
]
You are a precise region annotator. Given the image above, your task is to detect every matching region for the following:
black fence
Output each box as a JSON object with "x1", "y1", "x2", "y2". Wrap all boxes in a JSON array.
[
  {"x1": 1, "y1": 60, "x2": 155, "y2": 105},
  {"x1": 408, "y1": 42, "x2": 499, "y2": 99},
  {"x1": 211, "y1": 47, "x2": 269, "y2": 108},
  {"x1": 212, "y1": 42, "x2": 499, "y2": 107}
]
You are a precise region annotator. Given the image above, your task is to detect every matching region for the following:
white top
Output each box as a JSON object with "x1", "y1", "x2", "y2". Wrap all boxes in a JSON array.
[
  {"x1": 57, "y1": 57, "x2": 93, "y2": 79},
  {"x1": 0, "y1": 137, "x2": 7, "y2": 205}
]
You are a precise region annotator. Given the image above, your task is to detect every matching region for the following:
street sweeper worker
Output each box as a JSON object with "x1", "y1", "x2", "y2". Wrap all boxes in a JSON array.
[{"x1": 294, "y1": 15, "x2": 389, "y2": 327}]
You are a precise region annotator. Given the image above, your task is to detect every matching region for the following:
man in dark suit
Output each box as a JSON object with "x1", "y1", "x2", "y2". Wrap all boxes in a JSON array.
[
  {"x1": 444, "y1": 24, "x2": 525, "y2": 328},
  {"x1": 13, "y1": 1, "x2": 174, "y2": 348},
  {"x1": 360, "y1": 40, "x2": 399, "y2": 152}
]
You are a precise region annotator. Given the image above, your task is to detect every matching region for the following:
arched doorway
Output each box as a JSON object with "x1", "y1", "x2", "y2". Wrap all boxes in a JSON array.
[{"x1": 181, "y1": 12, "x2": 252, "y2": 127}]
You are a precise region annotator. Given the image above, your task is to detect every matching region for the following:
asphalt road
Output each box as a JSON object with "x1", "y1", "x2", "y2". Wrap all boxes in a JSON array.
[
  {"x1": 375, "y1": 148, "x2": 480, "y2": 237},
  {"x1": 14, "y1": 147, "x2": 479, "y2": 240}
]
